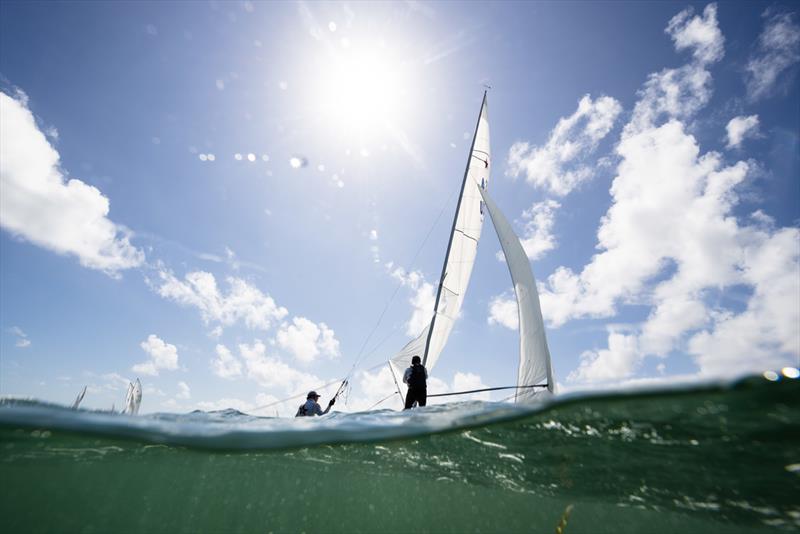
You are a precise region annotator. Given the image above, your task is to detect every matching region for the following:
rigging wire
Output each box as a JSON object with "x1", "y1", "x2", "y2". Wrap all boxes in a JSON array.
[
  {"x1": 321, "y1": 182, "x2": 464, "y2": 406},
  {"x1": 366, "y1": 392, "x2": 397, "y2": 411},
  {"x1": 427, "y1": 384, "x2": 548, "y2": 398}
]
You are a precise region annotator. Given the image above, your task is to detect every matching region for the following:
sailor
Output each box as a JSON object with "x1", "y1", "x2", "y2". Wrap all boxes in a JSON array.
[
  {"x1": 403, "y1": 355, "x2": 428, "y2": 410},
  {"x1": 295, "y1": 390, "x2": 335, "y2": 417}
]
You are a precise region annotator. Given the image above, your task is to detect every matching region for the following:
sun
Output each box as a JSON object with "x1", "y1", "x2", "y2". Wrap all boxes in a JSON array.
[{"x1": 312, "y1": 39, "x2": 413, "y2": 141}]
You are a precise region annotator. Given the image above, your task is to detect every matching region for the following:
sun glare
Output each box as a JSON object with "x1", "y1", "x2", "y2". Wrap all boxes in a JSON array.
[{"x1": 313, "y1": 41, "x2": 411, "y2": 139}]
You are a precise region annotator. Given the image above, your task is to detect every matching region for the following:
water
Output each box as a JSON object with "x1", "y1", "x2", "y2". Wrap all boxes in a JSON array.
[{"x1": 1, "y1": 376, "x2": 798, "y2": 533}]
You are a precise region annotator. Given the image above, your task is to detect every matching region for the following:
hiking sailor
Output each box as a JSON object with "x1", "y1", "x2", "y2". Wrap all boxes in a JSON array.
[
  {"x1": 295, "y1": 391, "x2": 335, "y2": 417},
  {"x1": 403, "y1": 355, "x2": 428, "y2": 410}
]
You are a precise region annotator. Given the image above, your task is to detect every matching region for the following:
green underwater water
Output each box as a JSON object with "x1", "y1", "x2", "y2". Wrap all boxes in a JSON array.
[{"x1": 1, "y1": 377, "x2": 798, "y2": 533}]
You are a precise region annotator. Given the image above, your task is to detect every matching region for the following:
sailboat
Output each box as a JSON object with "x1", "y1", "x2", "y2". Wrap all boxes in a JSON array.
[
  {"x1": 123, "y1": 378, "x2": 142, "y2": 415},
  {"x1": 71, "y1": 385, "x2": 87, "y2": 409},
  {"x1": 387, "y1": 92, "x2": 554, "y2": 403}
]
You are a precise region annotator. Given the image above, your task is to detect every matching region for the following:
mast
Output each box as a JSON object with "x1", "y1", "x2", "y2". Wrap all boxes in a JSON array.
[{"x1": 422, "y1": 91, "x2": 488, "y2": 365}]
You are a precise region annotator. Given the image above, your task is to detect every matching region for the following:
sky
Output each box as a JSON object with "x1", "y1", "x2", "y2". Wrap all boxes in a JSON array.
[{"x1": 1, "y1": 1, "x2": 798, "y2": 415}]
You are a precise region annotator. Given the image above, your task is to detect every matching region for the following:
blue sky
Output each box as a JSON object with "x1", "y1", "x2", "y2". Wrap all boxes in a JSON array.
[{"x1": 1, "y1": 1, "x2": 798, "y2": 414}]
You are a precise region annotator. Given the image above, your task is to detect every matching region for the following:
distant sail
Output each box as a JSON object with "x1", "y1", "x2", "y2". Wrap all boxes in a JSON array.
[
  {"x1": 71, "y1": 386, "x2": 87, "y2": 409},
  {"x1": 390, "y1": 93, "x2": 490, "y2": 379},
  {"x1": 478, "y1": 185, "x2": 554, "y2": 401},
  {"x1": 124, "y1": 379, "x2": 143, "y2": 415}
]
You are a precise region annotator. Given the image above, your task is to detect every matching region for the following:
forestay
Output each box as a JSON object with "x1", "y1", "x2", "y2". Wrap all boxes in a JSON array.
[
  {"x1": 389, "y1": 93, "x2": 491, "y2": 381},
  {"x1": 477, "y1": 185, "x2": 554, "y2": 402}
]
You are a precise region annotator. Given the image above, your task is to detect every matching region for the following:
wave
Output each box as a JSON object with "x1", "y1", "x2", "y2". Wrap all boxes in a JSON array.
[{"x1": 1, "y1": 376, "x2": 798, "y2": 533}]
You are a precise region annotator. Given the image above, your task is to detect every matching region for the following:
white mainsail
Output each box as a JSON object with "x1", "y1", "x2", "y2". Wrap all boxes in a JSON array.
[
  {"x1": 478, "y1": 185, "x2": 554, "y2": 401},
  {"x1": 389, "y1": 92, "x2": 491, "y2": 379}
]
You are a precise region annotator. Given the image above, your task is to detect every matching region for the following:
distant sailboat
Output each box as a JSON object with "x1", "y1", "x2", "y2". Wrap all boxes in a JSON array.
[
  {"x1": 124, "y1": 378, "x2": 142, "y2": 415},
  {"x1": 71, "y1": 386, "x2": 87, "y2": 409},
  {"x1": 388, "y1": 92, "x2": 554, "y2": 403}
]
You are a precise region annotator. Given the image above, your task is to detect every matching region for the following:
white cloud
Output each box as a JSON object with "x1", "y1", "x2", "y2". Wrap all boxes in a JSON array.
[
  {"x1": 540, "y1": 4, "x2": 799, "y2": 384},
  {"x1": 488, "y1": 292, "x2": 518, "y2": 330},
  {"x1": 211, "y1": 344, "x2": 243, "y2": 379},
  {"x1": 725, "y1": 115, "x2": 760, "y2": 149},
  {"x1": 507, "y1": 94, "x2": 622, "y2": 195},
  {"x1": 745, "y1": 10, "x2": 800, "y2": 100},
  {"x1": 451, "y1": 372, "x2": 491, "y2": 401},
  {"x1": 276, "y1": 316, "x2": 341, "y2": 363},
  {"x1": 0, "y1": 90, "x2": 144, "y2": 276},
  {"x1": 156, "y1": 270, "x2": 288, "y2": 330},
  {"x1": 518, "y1": 199, "x2": 561, "y2": 260},
  {"x1": 132, "y1": 334, "x2": 179, "y2": 376},
  {"x1": 625, "y1": 5, "x2": 723, "y2": 137},
  {"x1": 688, "y1": 227, "x2": 799, "y2": 377},
  {"x1": 389, "y1": 265, "x2": 436, "y2": 335},
  {"x1": 568, "y1": 329, "x2": 640, "y2": 383},
  {"x1": 177, "y1": 381, "x2": 191, "y2": 399},
  {"x1": 9, "y1": 326, "x2": 30, "y2": 348},
  {"x1": 665, "y1": 3, "x2": 724, "y2": 64},
  {"x1": 224, "y1": 246, "x2": 240, "y2": 271},
  {"x1": 540, "y1": 121, "x2": 751, "y2": 329},
  {"x1": 237, "y1": 340, "x2": 323, "y2": 395}
]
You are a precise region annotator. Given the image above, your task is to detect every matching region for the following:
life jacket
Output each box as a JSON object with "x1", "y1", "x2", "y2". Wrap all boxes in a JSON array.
[
  {"x1": 295, "y1": 404, "x2": 308, "y2": 417},
  {"x1": 408, "y1": 363, "x2": 427, "y2": 389}
]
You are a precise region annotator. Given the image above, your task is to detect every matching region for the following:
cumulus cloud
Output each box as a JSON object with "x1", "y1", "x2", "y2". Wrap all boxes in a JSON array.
[
  {"x1": 0, "y1": 90, "x2": 144, "y2": 276},
  {"x1": 518, "y1": 199, "x2": 561, "y2": 260},
  {"x1": 665, "y1": 3, "x2": 724, "y2": 64},
  {"x1": 625, "y1": 5, "x2": 723, "y2": 136},
  {"x1": 725, "y1": 115, "x2": 760, "y2": 149},
  {"x1": 177, "y1": 381, "x2": 191, "y2": 399},
  {"x1": 132, "y1": 334, "x2": 179, "y2": 376},
  {"x1": 507, "y1": 94, "x2": 622, "y2": 195},
  {"x1": 237, "y1": 340, "x2": 324, "y2": 395},
  {"x1": 156, "y1": 270, "x2": 288, "y2": 331},
  {"x1": 539, "y1": 3, "x2": 799, "y2": 383},
  {"x1": 488, "y1": 292, "x2": 518, "y2": 330},
  {"x1": 568, "y1": 329, "x2": 639, "y2": 383},
  {"x1": 688, "y1": 227, "x2": 799, "y2": 376},
  {"x1": 745, "y1": 10, "x2": 800, "y2": 100},
  {"x1": 388, "y1": 264, "x2": 436, "y2": 335},
  {"x1": 211, "y1": 344, "x2": 243, "y2": 379},
  {"x1": 276, "y1": 316, "x2": 340, "y2": 363}
]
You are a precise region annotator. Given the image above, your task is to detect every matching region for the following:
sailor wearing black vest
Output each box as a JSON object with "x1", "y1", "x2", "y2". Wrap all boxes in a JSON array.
[{"x1": 402, "y1": 355, "x2": 428, "y2": 410}]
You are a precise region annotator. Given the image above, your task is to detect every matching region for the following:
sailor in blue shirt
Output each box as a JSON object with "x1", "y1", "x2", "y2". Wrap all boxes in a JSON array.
[{"x1": 295, "y1": 391, "x2": 335, "y2": 417}]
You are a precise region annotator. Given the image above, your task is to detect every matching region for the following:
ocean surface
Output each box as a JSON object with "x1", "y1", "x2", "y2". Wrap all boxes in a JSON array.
[{"x1": 1, "y1": 375, "x2": 798, "y2": 533}]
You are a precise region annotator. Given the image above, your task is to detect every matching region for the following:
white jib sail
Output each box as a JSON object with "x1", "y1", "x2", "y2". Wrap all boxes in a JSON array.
[
  {"x1": 389, "y1": 93, "x2": 490, "y2": 380},
  {"x1": 478, "y1": 185, "x2": 554, "y2": 402}
]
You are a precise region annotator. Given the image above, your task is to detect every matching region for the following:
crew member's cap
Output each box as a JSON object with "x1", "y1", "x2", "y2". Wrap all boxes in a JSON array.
[{"x1": 307, "y1": 391, "x2": 321, "y2": 399}]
